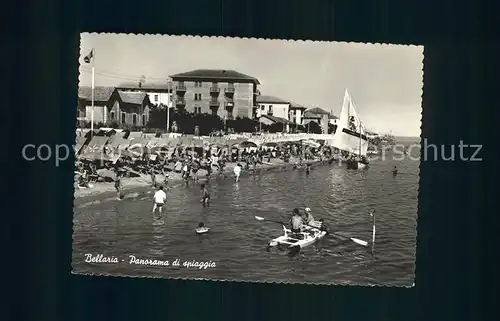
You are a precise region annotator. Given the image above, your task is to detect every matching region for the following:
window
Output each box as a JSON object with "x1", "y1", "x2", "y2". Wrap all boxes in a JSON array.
[
  {"x1": 132, "y1": 114, "x2": 137, "y2": 125},
  {"x1": 110, "y1": 111, "x2": 115, "y2": 120},
  {"x1": 268, "y1": 105, "x2": 273, "y2": 115},
  {"x1": 195, "y1": 81, "x2": 202, "y2": 87},
  {"x1": 121, "y1": 112, "x2": 126, "y2": 124},
  {"x1": 154, "y1": 94, "x2": 159, "y2": 102},
  {"x1": 227, "y1": 110, "x2": 233, "y2": 119},
  {"x1": 194, "y1": 107, "x2": 202, "y2": 114},
  {"x1": 142, "y1": 115, "x2": 146, "y2": 125},
  {"x1": 260, "y1": 105, "x2": 265, "y2": 110},
  {"x1": 194, "y1": 93, "x2": 202, "y2": 101}
]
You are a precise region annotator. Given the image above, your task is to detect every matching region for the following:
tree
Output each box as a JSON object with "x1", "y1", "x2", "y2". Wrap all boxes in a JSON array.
[
  {"x1": 328, "y1": 123, "x2": 337, "y2": 134},
  {"x1": 307, "y1": 121, "x2": 322, "y2": 134}
]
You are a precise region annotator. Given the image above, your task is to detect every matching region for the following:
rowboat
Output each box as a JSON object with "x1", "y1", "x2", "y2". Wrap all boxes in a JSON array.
[{"x1": 268, "y1": 222, "x2": 327, "y2": 249}]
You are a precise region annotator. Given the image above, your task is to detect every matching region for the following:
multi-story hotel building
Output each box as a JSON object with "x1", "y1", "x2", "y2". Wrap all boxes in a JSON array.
[{"x1": 170, "y1": 69, "x2": 261, "y2": 119}]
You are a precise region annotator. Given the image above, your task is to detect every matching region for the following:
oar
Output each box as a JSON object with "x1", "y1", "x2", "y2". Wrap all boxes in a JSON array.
[
  {"x1": 254, "y1": 216, "x2": 285, "y2": 226},
  {"x1": 331, "y1": 232, "x2": 368, "y2": 246},
  {"x1": 330, "y1": 209, "x2": 376, "y2": 247}
]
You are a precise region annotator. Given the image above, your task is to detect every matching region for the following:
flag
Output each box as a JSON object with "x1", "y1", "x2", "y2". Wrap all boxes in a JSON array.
[{"x1": 84, "y1": 49, "x2": 94, "y2": 63}]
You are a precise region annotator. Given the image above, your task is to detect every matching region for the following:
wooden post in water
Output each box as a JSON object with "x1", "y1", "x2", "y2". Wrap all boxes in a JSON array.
[{"x1": 371, "y1": 210, "x2": 376, "y2": 256}]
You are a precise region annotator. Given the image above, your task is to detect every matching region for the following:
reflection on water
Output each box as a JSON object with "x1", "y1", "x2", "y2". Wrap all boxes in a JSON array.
[{"x1": 73, "y1": 156, "x2": 419, "y2": 286}]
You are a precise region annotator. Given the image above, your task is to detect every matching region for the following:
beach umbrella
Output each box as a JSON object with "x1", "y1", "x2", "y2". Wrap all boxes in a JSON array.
[
  {"x1": 96, "y1": 169, "x2": 117, "y2": 181},
  {"x1": 238, "y1": 141, "x2": 258, "y2": 148},
  {"x1": 80, "y1": 151, "x2": 112, "y2": 162}
]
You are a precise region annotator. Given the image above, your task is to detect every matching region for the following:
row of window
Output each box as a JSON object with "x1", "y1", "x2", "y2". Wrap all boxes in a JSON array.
[
  {"x1": 190, "y1": 107, "x2": 233, "y2": 118},
  {"x1": 258, "y1": 105, "x2": 300, "y2": 115},
  {"x1": 191, "y1": 81, "x2": 234, "y2": 88},
  {"x1": 184, "y1": 93, "x2": 235, "y2": 101},
  {"x1": 108, "y1": 111, "x2": 147, "y2": 126}
]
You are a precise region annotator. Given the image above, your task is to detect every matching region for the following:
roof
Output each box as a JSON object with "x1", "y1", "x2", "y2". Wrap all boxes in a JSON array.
[
  {"x1": 117, "y1": 91, "x2": 148, "y2": 105},
  {"x1": 289, "y1": 102, "x2": 308, "y2": 110},
  {"x1": 305, "y1": 107, "x2": 331, "y2": 115},
  {"x1": 170, "y1": 69, "x2": 260, "y2": 84},
  {"x1": 259, "y1": 114, "x2": 292, "y2": 124},
  {"x1": 256, "y1": 95, "x2": 289, "y2": 104},
  {"x1": 117, "y1": 82, "x2": 170, "y2": 92},
  {"x1": 78, "y1": 87, "x2": 115, "y2": 102}
]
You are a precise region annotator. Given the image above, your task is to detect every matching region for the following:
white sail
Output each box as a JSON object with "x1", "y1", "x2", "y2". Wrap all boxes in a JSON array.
[{"x1": 332, "y1": 89, "x2": 369, "y2": 156}]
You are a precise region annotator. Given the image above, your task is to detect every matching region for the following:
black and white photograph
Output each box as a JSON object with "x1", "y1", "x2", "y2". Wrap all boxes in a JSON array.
[{"x1": 72, "y1": 34, "x2": 423, "y2": 286}]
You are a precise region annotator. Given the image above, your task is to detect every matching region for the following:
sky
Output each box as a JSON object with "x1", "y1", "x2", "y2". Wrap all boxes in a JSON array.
[{"x1": 79, "y1": 34, "x2": 423, "y2": 137}]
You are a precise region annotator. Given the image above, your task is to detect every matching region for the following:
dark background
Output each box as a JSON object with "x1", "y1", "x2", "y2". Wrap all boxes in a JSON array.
[{"x1": 6, "y1": 0, "x2": 496, "y2": 320}]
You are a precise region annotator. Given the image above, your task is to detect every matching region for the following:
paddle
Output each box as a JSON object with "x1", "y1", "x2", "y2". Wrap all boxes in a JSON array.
[
  {"x1": 254, "y1": 216, "x2": 285, "y2": 226},
  {"x1": 331, "y1": 233, "x2": 368, "y2": 246},
  {"x1": 329, "y1": 209, "x2": 376, "y2": 247}
]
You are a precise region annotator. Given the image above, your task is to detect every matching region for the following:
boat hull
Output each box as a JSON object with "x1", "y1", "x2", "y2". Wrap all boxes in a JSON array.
[
  {"x1": 268, "y1": 224, "x2": 326, "y2": 249},
  {"x1": 346, "y1": 159, "x2": 369, "y2": 170}
]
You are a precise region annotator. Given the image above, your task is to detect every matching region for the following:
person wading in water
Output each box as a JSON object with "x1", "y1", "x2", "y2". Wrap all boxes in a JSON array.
[
  {"x1": 114, "y1": 172, "x2": 122, "y2": 200},
  {"x1": 152, "y1": 185, "x2": 167, "y2": 219},
  {"x1": 200, "y1": 183, "x2": 210, "y2": 206}
]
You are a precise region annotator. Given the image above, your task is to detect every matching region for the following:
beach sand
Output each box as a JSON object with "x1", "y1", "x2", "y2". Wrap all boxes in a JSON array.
[{"x1": 73, "y1": 157, "x2": 324, "y2": 202}]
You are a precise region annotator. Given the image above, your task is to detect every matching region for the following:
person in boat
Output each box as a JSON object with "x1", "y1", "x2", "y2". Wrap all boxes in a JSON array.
[
  {"x1": 305, "y1": 164, "x2": 311, "y2": 175},
  {"x1": 392, "y1": 166, "x2": 398, "y2": 176},
  {"x1": 318, "y1": 218, "x2": 330, "y2": 234},
  {"x1": 200, "y1": 183, "x2": 210, "y2": 206},
  {"x1": 152, "y1": 185, "x2": 167, "y2": 219},
  {"x1": 302, "y1": 207, "x2": 314, "y2": 225},
  {"x1": 290, "y1": 208, "x2": 304, "y2": 236}
]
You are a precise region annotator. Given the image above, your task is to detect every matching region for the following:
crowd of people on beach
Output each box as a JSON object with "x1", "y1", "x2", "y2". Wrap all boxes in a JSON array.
[{"x1": 75, "y1": 137, "x2": 337, "y2": 194}]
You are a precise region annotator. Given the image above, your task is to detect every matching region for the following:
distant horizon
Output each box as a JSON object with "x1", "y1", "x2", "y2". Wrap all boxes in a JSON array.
[{"x1": 79, "y1": 34, "x2": 423, "y2": 136}]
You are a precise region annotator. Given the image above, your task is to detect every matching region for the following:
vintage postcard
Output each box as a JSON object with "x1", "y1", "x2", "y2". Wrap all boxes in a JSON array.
[{"x1": 72, "y1": 33, "x2": 423, "y2": 286}]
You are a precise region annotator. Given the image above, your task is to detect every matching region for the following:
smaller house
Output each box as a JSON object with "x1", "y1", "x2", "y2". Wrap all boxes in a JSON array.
[
  {"x1": 289, "y1": 102, "x2": 308, "y2": 125},
  {"x1": 258, "y1": 115, "x2": 292, "y2": 133},
  {"x1": 303, "y1": 107, "x2": 331, "y2": 134},
  {"x1": 329, "y1": 114, "x2": 339, "y2": 125},
  {"x1": 109, "y1": 90, "x2": 152, "y2": 127},
  {"x1": 77, "y1": 87, "x2": 115, "y2": 123},
  {"x1": 117, "y1": 82, "x2": 173, "y2": 108},
  {"x1": 256, "y1": 95, "x2": 290, "y2": 120}
]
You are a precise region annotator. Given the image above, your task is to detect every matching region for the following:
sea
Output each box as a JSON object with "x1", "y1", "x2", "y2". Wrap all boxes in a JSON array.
[{"x1": 72, "y1": 138, "x2": 420, "y2": 286}]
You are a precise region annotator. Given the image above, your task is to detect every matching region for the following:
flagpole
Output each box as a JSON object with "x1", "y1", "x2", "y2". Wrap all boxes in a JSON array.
[
  {"x1": 90, "y1": 48, "x2": 95, "y2": 138},
  {"x1": 166, "y1": 78, "x2": 171, "y2": 134}
]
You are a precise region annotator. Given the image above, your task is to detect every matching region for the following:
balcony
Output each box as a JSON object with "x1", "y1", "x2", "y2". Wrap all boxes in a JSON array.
[
  {"x1": 176, "y1": 85, "x2": 187, "y2": 92},
  {"x1": 175, "y1": 98, "x2": 186, "y2": 106},
  {"x1": 209, "y1": 99, "x2": 219, "y2": 107},
  {"x1": 210, "y1": 86, "x2": 220, "y2": 94},
  {"x1": 224, "y1": 87, "x2": 235, "y2": 96}
]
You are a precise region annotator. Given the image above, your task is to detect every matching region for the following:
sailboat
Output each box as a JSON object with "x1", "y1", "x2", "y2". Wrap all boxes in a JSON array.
[{"x1": 331, "y1": 89, "x2": 369, "y2": 170}]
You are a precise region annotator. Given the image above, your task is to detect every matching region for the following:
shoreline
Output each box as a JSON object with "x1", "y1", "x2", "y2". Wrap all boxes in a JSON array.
[{"x1": 74, "y1": 158, "x2": 328, "y2": 207}]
